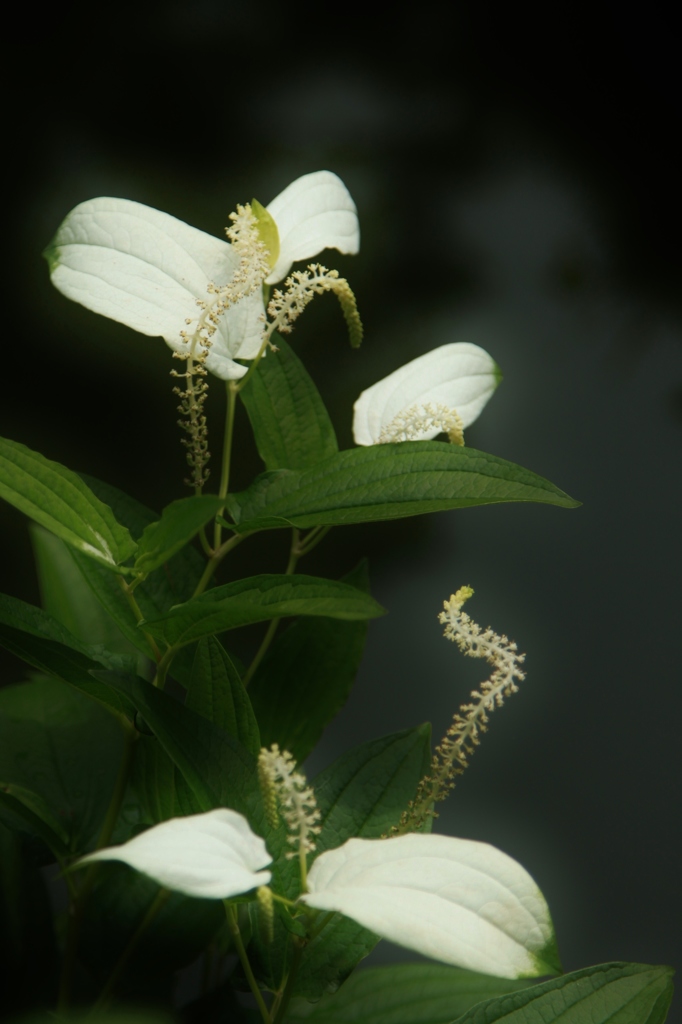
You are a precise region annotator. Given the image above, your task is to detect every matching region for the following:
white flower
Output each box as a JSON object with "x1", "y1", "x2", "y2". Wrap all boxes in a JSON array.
[
  {"x1": 301, "y1": 833, "x2": 557, "y2": 979},
  {"x1": 81, "y1": 808, "x2": 557, "y2": 979},
  {"x1": 45, "y1": 171, "x2": 359, "y2": 381},
  {"x1": 352, "y1": 343, "x2": 501, "y2": 446},
  {"x1": 80, "y1": 808, "x2": 272, "y2": 899}
]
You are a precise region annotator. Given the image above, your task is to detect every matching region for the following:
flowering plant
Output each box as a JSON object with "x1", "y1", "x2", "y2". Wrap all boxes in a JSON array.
[{"x1": 0, "y1": 172, "x2": 673, "y2": 1023}]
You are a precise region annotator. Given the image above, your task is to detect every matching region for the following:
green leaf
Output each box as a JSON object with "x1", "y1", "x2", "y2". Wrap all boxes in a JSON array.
[
  {"x1": 71, "y1": 477, "x2": 206, "y2": 657},
  {"x1": 134, "y1": 495, "x2": 226, "y2": 573},
  {"x1": 0, "y1": 593, "x2": 137, "y2": 718},
  {"x1": 186, "y1": 637, "x2": 260, "y2": 756},
  {"x1": 291, "y1": 727, "x2": 432, "y2": 999},
  {"x1": 249, "y1": 561, "x2": 370, "y2": 762},
  {"x1": 0, "y1": 436, "x2": 137, "y2": 568},
  {"x1": 287, "y1": 963, "x2": 530, "y2": 1023},
  {"x1": 451, "y1": 961, "x2": 675, "y2": 1024},
  {"x1": 130, "y1": 736, "x2": 179, "y2": 824},
  {"x1": 141, "y1": 574, "x2": 385, "y2": 648},
  {"x1": 30, "y1": 525, "x2": 141, "y2": 659},
  {"x1": 239, "y1": 334, "x2": 339, "y2": 471},
  {"x1": 103, "y1": 673, "x2": 262, "y2": 821},
  {"x1": 0, "y1": 677, "x2": 125, "y2": 852},
  {"x1": 0, "y1": 782, "x2": 72, "y2": 858},
  {"x1": 226, "y1": 443, "x2": 579, "y2": 532}
]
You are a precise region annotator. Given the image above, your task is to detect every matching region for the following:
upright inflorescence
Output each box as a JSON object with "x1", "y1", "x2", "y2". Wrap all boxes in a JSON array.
[
  {"x1": 392, "y1": 586, "x2": 526, "y2": 835},
  {"x1": 378, "y1": 402, "x2": 465, "y2": 445},
  {"x1": 257, "y1": 745, "x2": 322, "y2": 869},
  {"x1": 267, "y1": 264, "x2": 363, "y2": 349},
  {"x1": 173, "y1": 204, "x2": 270, "y2": 489}
]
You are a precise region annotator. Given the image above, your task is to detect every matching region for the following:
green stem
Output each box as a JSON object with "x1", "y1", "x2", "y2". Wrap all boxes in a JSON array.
[
  {"x1": 92, "y1": 888, "x2": 171, "y2": 1010},
  {"x1": 192, "y1": 531, "x2": 250, "y2": 598},
  {"x1": 214, "y1": 380, "x2": 239, "y2": 550},
  {"x1": 272, "y1": 941, "x2": 303, "y2": 1024},
  {"x1": 152, "y1": 645, "x2": 179, "y2": 689},
  {"x1": 117, "y1": 576, "x2": 162, "y2": 662},
  {"x1": 242, "y1": 529, "x2": 300, "y2": 688},
  {"x1": 58, "y1": 729, "x2": 138, "y2": 1012},
  {"x1": 225, "y1": 903, "x2": 271, "y2": 1024}
]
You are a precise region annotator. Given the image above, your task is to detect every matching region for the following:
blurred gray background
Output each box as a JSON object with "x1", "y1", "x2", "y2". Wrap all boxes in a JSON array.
[{"x1": 3, "y1": 0, "x2": 680, "y2": 986}]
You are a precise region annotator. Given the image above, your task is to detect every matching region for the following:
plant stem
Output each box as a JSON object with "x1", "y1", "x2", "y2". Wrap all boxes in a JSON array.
[
  {"x1": 272, "y1": 941, "x2": 303, "y2": 1024},
  {"x1": 214, "y1": 380, "x2": 239, "y2": 550},
  {"x1": 92, "y1": 888, "x2": 171, "y2": 1010},
  {"x1": 242, "y1": 529, "x2": 300, "y2": 688},
  {"x1": 58, "y1": 729, "x2": 137, "y2": 1012},
  {"x1": 117, "y1": 575, "x2": 162, "y2": 662},
  {"x1": 192, "y1": 531, "x2": 250, "y2": 598},
  {"x1": 225, "y1": 903, "x2": 271, "y2": 1024}
]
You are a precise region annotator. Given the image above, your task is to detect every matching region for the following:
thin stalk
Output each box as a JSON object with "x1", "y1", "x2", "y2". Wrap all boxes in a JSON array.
[
  {"x1": 92, "y1": 888, "x2": 171, "y2": 1010},
  {"x1": 192, "y1": 531, "x2": 250, "y2": 598},
  {"x1": 214, "y1": 380, "x2": 239, "y2": 550},
  {"x1": 117, "y1": 576, "x2": 162, "y2": 662},
  {"x1": 296, "y1": 525, "x2": 333, "y2": 558},
  {"x1": 272, "y1": 941, "x2": 303, "y2": 1024},
  {"x1": 58, "y1": 729, "x2": 137, "y2": 1011},
  {"x1": 225, "y1": 903, "x2": 271, "y2": 1024},
  {"x1": 242, "y1": 529, "x2": 300, "y2": 688},
  {"x1": 152, "y1": 645, "x2": 178, "y2": 690}
]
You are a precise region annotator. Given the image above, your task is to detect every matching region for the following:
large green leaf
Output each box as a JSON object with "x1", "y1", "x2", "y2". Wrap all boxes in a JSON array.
[
  {"x1": 186, "y1": 636, "x2": 260, "y2": 755},
  {"x1": 0, "y1": 593, "x2": 137, "y2": 718},
  {"x1": 0, "y1": 677, "x2": 125, "y2": 853},
  {"x1": 287, "y1": 964, "x2": 530, "y2": 1023},
  {"x1": 102, "y1": 673, "x2": 262, "y2": 821},
  {"x1": 0, "y1": 783, "x2": 71, "y2": 859},
  {"x1": 0, "y1": 436, "x2": 136, "y2": 568},
  {"x1": 239, "y1": 334, "x2": 339, "y2": 471},
  {"x1": 451, "y1": 962, "x2": 674, "y2": 1024},
  {"x1": 226, "y1": 443, "x2": 579, "y2": 532},
  {"x1": 249, "y1": 562, "x2": 370, "y2": 762},
  {"x1": 286, "y1": 727, "x2": 432, "y2": 1000},
  {"x1": 141, "y1": 574, "x2": 385, "y2": 648},
  {"x1": 71, "y1": 477, "x2": 207, "y2": 657},
  {"x1": 134, "y1": 495, "x2": 227, "y2": 574},
  {"x1": 30, "y1": 525, "x2": 141, "y2": 659}
]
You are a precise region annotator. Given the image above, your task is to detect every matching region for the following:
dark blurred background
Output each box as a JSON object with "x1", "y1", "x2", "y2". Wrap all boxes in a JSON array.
[{"x1": 3, "y1": 0, "x2": 681, "y2": 989}]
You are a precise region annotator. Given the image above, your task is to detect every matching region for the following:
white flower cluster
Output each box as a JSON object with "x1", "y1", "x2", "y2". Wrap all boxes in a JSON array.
[
  {"x1": 257, "y1": 744, "x2": 321, "y2": 859},
  {"x1": 378, "y1": 400, "x2": 465, "y2": 445}
]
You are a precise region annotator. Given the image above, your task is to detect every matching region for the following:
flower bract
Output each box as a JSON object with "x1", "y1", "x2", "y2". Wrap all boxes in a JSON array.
[
  {"x1": 45, "y1": 171, "x2": 359, "y2": 381},
  {"x1": 352, "y1": 342, "x2": 501, "y2": 445},
  {"x1": 302, "y1": 833, "x2": 559, "y2": 979},
  {"x1": 80, "y1": 808, "x2": 272, "y2": 899}
]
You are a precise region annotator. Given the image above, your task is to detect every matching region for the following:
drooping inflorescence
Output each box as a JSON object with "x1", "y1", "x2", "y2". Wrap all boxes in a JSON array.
[
  {"x1": 378, "y1": 401, "x2": 465, "y2": 445},
  {"x1": 257, "y1": 745, "x2": 322, "y2": 864},
  {"x1": 393, "y1": 586, "x2": 526, "y2": 835},
  {"x1": 267, "y1": 264, "x2": 363, "y2": 348},
  {"x1": 173, "y1": 204, "x2": 270, "y2": 489}
]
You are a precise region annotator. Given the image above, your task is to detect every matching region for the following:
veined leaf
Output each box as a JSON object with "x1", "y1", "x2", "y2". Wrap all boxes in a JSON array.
[
  {"x1": 451, "y1": 961, "x2": 675, "y2": 1024},
  {"x1": 239, "y1": 333, "x2": 338, "y2": 471},
  {"x1": 141, "y1": 574, "x2": 385, "y2": 648},
  {"x1": 0, "y1": 593, "x2": 136, "y2": 718},
  {"x1": 0, "y1": 437, "x2": 136, "y2": 568},
  {"x1": 134, "y1": 495, "x2": 226, "y2": 574},
  {"x1": 226, "y1": 442, "x2": 579, "y2": 532},
  {"x1": 186, "y1": 637, "x2": 260, "y2": 755},
  {"x1": 0, "y1": 783, "x2": 72, "y2": 859},
  {"x1": 287, "y1": 963, "x2": 530, "y2": 1023}
]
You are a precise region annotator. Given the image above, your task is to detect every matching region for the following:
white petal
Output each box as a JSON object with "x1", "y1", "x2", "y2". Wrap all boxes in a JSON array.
[
  {"x1": 352, "y1": 343, "x2": 500, "y2": 446},
  {"x1": 302, "y1": 834, "x2": 555, "y2": 979},
  {"x1": 81, "y1": 808, "x2": 272, "y2": 899},
  {"x1": 266, "y1": 171, "x2": 360, "y2": 284},
  {"x1": 46, "y1": 197, "x2": 238, "y2": 343}
]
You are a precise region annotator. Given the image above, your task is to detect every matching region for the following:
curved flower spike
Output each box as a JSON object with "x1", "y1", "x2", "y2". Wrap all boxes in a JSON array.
[
  {"x1": 301, "y1": 833, "x2": 560, "y2": 979},
  {"x1": 352, "y1": 343, "x2": 501, "y2": 446},
  {"x1": 80, "y1": 809, "x2": 272, "y2": 900},
  {"x1": 45, "y1": 172, "x2": 359, "y2": 380}
]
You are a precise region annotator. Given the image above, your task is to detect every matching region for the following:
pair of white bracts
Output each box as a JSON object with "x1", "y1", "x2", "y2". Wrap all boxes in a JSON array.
[
  {"x1": 47, "y1": 171, "x2": 500, "y2": 443},
  {"x1": 83, "y1": 807, "x2": 557, "y2": 980}
]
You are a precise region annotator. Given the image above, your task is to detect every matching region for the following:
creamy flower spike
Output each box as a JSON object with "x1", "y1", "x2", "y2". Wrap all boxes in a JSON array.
[
  {"x1": 352, "y1": 342, "x2": 501, "y2": 446},
  {"x1": 45, "y1": 171, "x2": 360, "y2": 381}
]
